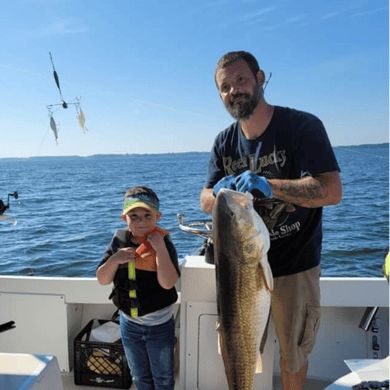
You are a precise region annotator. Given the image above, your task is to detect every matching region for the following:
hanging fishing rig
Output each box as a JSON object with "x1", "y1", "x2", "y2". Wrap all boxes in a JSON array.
[{"x1": 46, "y1": 52, "x2": 88, "y2": 144}]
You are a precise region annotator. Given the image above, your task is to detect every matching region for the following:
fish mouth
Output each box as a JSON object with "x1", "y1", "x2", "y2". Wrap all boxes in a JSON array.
[{"x1": 219, "y1": 188, "x2": 253, "y2": 205}]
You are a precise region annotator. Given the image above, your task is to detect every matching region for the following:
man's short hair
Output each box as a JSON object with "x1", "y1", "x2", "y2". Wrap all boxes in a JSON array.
[{"x1": 215, "y1": 51, "x2": 260, "y2": 86}]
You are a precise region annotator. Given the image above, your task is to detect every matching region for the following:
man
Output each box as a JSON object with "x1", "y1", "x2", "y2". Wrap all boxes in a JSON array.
[{"x1": 200, "y1": 51, "x2": 342, "y2": 390}]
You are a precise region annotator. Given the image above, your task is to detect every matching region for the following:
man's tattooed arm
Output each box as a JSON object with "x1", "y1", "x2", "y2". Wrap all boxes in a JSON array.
[{"x1": 268, "y1": 171, "x2": 342, "y2": 208}]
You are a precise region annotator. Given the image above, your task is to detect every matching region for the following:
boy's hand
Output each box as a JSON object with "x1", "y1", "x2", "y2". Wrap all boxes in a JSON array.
[
  {"x1": 146, "y1": 232, "x2": 164, "y2": 251},
  {"x1": 111, "y1": 247, "x2": 136, "y2": 264}
]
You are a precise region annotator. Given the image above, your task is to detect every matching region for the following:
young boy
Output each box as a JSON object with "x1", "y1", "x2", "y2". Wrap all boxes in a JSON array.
[{"x1": 96, "y1": 186, "x2": 180, "y2": 390}]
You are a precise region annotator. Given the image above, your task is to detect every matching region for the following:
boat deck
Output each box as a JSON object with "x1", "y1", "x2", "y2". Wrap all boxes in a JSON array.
[
  {"x1": 0, "y1": 264, "x2": 388, "y2": 390},
  {"x1": 60, "y1": 371, "x2": 333, "y2": 390}
]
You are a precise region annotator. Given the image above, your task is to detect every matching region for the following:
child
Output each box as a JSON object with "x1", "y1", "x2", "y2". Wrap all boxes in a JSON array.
[{"x1": 96, "y1": 186, "x2": 180, "y2": 390}]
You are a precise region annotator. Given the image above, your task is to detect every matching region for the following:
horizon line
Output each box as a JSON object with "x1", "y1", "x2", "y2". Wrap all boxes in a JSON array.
[{"x1": 0, "y1": 142, "x2": 388, "y2": 160}]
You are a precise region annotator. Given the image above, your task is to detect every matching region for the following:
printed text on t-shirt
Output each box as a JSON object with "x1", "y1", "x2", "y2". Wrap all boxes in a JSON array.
[{"x1": 222, "y1": 150, "x2": 287, "y2": 175}]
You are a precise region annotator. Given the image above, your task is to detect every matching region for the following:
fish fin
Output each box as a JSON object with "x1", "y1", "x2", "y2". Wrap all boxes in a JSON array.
[
  {"x1": 259, "y1": 313, "x2": 270, "y2": 354},
  {"x1": 262, "y1": 255, "x2": 274, "y2": 291},
  {"x1": 255, "y1": 353, "x2": 263, "y2": 373}
]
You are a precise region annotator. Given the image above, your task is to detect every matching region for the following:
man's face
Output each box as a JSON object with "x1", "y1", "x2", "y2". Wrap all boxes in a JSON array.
[{"x1": 216, "y1": 60, "x2": 262, "y2": 121}]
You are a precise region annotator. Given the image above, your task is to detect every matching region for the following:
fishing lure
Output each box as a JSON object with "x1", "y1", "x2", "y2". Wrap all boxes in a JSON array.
[{"x1": 47, "y1": 52, "x2": 88, "y2": 143}]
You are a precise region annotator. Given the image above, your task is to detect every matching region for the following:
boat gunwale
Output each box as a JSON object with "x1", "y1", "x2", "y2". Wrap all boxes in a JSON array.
[{"x1": 0, "y1": 273, "x2": 388, "y2": 307}]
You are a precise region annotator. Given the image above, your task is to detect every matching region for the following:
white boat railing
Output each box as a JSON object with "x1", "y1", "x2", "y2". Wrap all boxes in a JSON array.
[{"x1": 0, "y1": 259, "x2": 388, "y2": 385}]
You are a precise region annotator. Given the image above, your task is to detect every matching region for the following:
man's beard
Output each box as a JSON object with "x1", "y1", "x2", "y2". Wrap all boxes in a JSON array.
[{"x1": 225, "y1": 84, "x2": 262, "y2": 121}]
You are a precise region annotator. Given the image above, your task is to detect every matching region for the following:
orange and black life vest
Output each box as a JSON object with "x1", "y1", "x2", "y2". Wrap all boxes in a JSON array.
[{"x1": 104, "y1": 228, "x2": 179, "y2": 317}]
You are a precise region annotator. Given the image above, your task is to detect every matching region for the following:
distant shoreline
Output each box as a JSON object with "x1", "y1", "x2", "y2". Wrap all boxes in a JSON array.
[
  {"x1": 2, "y1": 151, "x2": 211, "y2": 161},
  {"x1": 1, "y1": 143, "x2": 388, "y2": 161}
]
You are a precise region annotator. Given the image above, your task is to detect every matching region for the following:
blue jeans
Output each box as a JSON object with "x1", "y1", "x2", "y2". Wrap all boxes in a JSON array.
[{"x1": 119, "y1": 313, "x2": 175, "y2": 390}]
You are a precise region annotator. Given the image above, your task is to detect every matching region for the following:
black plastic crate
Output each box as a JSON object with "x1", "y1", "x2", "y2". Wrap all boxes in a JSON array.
[{"x1": 74, "y1": 319, "x2": 132, "y2": 389}]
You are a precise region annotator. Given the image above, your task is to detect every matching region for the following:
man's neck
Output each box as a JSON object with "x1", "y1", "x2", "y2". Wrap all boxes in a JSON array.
[{"x1": 240, "y1": 101, "x2": 274, "y2": 140}]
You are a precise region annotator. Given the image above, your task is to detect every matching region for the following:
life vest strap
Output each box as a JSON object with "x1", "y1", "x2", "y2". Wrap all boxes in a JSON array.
[{"x1": 127, "y1": 227, "x2": 170, "y2": 318}]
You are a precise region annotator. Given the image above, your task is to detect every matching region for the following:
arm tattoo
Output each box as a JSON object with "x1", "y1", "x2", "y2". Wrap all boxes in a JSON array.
[{"x1": 280, "y1": 179, "x2": 326, "y2": 200}]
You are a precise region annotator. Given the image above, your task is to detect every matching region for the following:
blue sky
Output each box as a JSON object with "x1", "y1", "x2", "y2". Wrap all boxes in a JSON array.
[{"x1": 0, "y1": 0, "x2": 388, "y2": 158}]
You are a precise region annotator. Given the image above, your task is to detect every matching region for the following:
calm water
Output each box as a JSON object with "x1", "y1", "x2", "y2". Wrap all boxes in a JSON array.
[{"x1": 0, "y1": 144, "x2": 388, "y2": 278}]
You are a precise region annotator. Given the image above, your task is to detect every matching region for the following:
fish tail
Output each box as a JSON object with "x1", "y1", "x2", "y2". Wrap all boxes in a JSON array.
[{"x1": 255, "y1": 354, "x2": 263, "y2": 373}]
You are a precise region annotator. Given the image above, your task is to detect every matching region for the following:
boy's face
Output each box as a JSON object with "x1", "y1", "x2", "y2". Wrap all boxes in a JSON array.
[{"x1": 124, "y1": 207, "x2": 161, "y2": 238}]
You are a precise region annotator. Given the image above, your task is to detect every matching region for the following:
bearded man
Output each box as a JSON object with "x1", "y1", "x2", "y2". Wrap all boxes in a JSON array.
[{"x1": 200, "y1": 51, "x2": 342, "y2": 390}]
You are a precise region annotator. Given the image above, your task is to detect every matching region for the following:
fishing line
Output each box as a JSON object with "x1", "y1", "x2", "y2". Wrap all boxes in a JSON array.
[
  {"x1": 36, "y1": 128, "x2": 52, "y2": 155},
  {"x1": 18, "y1": 53, "x2": 90, "y2": 274},
  {"x1": 49, "y1": 51, "x2": 65, "y2": 104},
  {"x1": 0, "y1": 126, "x2": 53, "y2": 275},
  {"x1": 6, "y1": 158, "x2": 52, "y2": 275},
  {"x1": 1, "y1": 53, "x2": 90, "y2": 276},
  {"x1": 263, "y1": 72, "x2": 272, "y2": 92}
]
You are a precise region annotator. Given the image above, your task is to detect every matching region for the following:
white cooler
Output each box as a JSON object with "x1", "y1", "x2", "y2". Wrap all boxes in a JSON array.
[{"x1": 0, "y1": 353, "x2": 63, "y2": 390}]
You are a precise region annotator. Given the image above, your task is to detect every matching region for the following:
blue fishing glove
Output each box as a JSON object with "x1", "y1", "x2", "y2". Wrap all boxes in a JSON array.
[
  {"x1": 235, "y1": 171, "x2": 273, "y2": 199},
  {"x1": 213, "y1": 175, "x2": 236, "y2": 196}
]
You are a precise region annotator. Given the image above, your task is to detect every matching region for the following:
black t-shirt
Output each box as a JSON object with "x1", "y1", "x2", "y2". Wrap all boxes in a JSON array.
[{"x1": 205, "y1": 106, "x2": 340, "y2": 277}]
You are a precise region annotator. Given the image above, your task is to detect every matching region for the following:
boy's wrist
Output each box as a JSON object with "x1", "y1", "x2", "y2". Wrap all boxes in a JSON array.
[
  {"x1": 150, "y1": 241, "x2": 166, "y2": 253},
  {"x1": 109, "y1": 252, "x2": 126, "y2": 266}
]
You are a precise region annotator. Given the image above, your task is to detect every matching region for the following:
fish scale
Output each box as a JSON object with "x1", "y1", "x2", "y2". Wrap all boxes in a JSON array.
[{"x1": 213, "y1": 189, "x2": 273, "y2": 390}]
